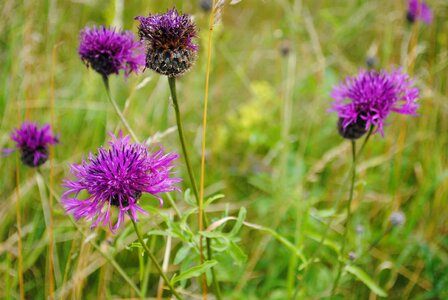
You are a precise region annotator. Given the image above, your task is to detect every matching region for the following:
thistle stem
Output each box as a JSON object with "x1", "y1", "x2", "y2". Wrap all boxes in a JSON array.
[
  {"x1": 357, "y1": 125, "x2": 374, "y2": 157},
  {"x1": 102, "y1": 76, "x2": 140, "y2": 143},
  {"x1": 331, "y1": 140, "x2": 357, "y2": 296},
  {"x1": 131, "y1": 219, "x2": 183, "y2": 300},
  {"x1": 15, "y1": 156, "x2": 25, "y2": 300},
  {"x1": 168, "y1": 77, "x2": 221, "y2": 300},
  {"x1": 168, "y1": 77, "x2": 200, "y2": 202}
]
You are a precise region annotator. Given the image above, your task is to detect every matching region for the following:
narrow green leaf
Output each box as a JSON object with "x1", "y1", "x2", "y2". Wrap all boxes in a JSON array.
[
  {"x1": 183, "y1": 189, "x2": 196, "y2": 207},
  {"x1": 230, "y1": 207, "x2": 247, "y2": 236},
  {"x1": 345, "y1": 265, "x2": 387, "y2": 297},
  {"x1": 171, "y1": 260, "x2": 218, "y2": 284},
  {"x1": 173, "y1": 245, "x2": 192, "y2": 265},
  {"x1": 204, "y1": 194, "x2": 225, "y2": 208},
  {"x1": 228, "y1": 241, "x2": 248, "y2": 265}
]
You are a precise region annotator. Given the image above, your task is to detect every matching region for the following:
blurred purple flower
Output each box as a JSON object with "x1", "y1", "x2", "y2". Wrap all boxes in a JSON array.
[
  {"x1": 61, "y1": 133, "x2": 180, "y2": 232},
  {"x1": 3, "y1": 122, "x2": 58, "y2": 167},
  {"x1": 331, "y1": 69, "x2": 419, "y2": 139},
  {"x1": 407, "y1": 0, "x2": 432, "y2": 24},
  {"x1": 79, "y1": 26, "x2": 145, "y2": 77},
  {"x1": 135, "y1": 8, "x2": 198, "y2": 77}
]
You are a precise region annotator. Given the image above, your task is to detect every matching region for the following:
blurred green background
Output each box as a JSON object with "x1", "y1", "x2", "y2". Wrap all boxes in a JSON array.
[{"x1": 1, "y1": 0, "x2": 447, "y2": 299}]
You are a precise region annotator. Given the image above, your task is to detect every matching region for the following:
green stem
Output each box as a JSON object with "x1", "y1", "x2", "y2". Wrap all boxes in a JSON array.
[
  {"x1": 131, "y1": 219, "x2": 183, "y2": 300},
  {"x1": 168, "y1": 77, "x2": 222, "y2": 300},
  {"x1": 102, "y1": 75, "x2": 140, "y2": 143},
  {"x1": 331, "y1": 140, "x2": 357, "y2": 296},
  {"x1": 357, "y1": 125, "x2": 373, "y2": 158},
  {"x1": 168, "y1": 77, "x2": 200, "y2": 202}
]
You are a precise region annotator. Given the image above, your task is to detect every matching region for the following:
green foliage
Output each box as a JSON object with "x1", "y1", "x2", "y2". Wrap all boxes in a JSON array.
[{"x1": 1, "y1": 0, "x2": 448, "y2": 299}]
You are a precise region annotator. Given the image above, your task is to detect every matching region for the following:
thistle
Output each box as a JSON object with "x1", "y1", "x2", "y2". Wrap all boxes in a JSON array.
[
  {"x1": 135, "y1": 8, "x2": 199, "y2": 77},
  {"x1": 331, "y1": 69, "x2": 419, "y2": 139},
  {"x1": 61, "y1": 133, "x2": 180, "y2": 232},
  {"x1": 406, "y1": 0, "x2": 433, "y2": 24},
  {"x1": 4, "y1": 122, "x2": 58, "y2": 167},
  {"x1": 79, "y1": 26, "x2": 145, "y2": 77}
]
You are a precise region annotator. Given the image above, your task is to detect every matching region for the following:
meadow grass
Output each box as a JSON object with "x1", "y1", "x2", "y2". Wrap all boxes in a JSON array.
[{"x1": 1, "y1": 0, "x2": 447, "y2": 299}]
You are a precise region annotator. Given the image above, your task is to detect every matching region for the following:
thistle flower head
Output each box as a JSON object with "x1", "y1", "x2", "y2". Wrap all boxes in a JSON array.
[
  {"x1": 4, "y1": 122, "x2": 58, "y2": 167},
  {"x1": 135, "y1": 8, "x2": 198, "y2": 77},
  {"x1": 61, "y1": 133, "x2": 181, "y2": 232},
  {"x1": 331, "y1": 69, "x2": 419, "y2": 139},
  {"x1": 79, "y1": 26, "x2": 145, "y2": 77},
  {"x1": 407, "y1": 0, "x2": 432, "y2": 24}
]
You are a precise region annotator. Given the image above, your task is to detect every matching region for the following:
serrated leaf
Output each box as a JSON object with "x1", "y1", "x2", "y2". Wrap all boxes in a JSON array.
[
  {"x1": 171, "y1": 260, "x2": 218, "y2": 284},
  {"x1": 345, "y1": 265, "x2": 387, "y2": 297}
]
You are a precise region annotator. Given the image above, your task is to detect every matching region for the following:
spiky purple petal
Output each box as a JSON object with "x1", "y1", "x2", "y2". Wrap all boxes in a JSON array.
[
  {"x1": 407, "y1": 0, "x2": 433, "y2": 24},
  {"x1": 330, "y1": 69, "x2": 420, "y2": 137},
  {"x1": 61, "y1": 133, "x2": 181, "y2": 232},
  {"x1": 79, "y1": 26, "x2": 145, "y2": 77},
  {"x1": 5, "y1": 122, "x2": 58, "y2": 167}
]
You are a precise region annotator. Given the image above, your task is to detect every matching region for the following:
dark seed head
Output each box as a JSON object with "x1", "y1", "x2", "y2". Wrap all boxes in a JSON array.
[
  {"x1": 110, "y1": 191, "x2": 142, "y2": 208},
  {"x1": 337, "y1": 117, "x2": 368, "y2": 140},
  {"x1": 20, "y1": 146, "x2": 48, "y2": 167},
  {"x1": 85, "y1": 53, "x2": 116, "y2": 77},
  {"x1": 406, "y1": 11, "x2": 416, "y2": 24},
  {"x1": 146, "y1": 47, "x2": 197, "y2": 77},
  {"x1": 135, "y1": 9, "x2": 199, "y2": 77},
  {"x1": 279, "y1": 40, "x2": 292, "y2": 57}
]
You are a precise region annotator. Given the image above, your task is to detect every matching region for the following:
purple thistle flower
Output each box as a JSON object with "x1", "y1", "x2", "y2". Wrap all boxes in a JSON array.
[
  {"x1": 79, "y1": 26, "x2": 145, "y2": 77},
  {"x1": 407, "y1": 0, "x2": 433, "y2": 24},
  {"x1": 330, "y1": 69, "x2": 419, "y2": 139},
  {"x1": 61, "y1": 133, "x2": 181, "y2": 232},
  {"x1": 135, "y1": 8, "x2": 199, "y2": 77},
  {"x1": 3, "y1": 122, "x2": 58, "y2": 167}
]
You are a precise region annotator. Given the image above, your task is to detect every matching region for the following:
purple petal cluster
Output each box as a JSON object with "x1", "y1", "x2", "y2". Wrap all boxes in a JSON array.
[
  {"x1": 407, "y1": 0, "x2": 432, "y2": 24},
  {"x1": 4, "y1": 122, "x2": 58, "y2": 167},
  {"x1": 331, "y1": 69, "x2": 419, "y2": 138},
  {"x1": 61, "y1": 133, "x2": 181, "y2": 232},
  {"x1": 135, "y1": 8, "x2": 198, "y2": 77},
  {"x1": 79, "y1": 26, "x2": 145, "y2": 77}
]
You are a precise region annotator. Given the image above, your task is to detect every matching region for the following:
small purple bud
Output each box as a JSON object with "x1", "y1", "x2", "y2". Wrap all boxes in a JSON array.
[
  {"x1": 365, "y1": 56, "x2": 377, "y2": 69},
  {"x1": 356, "y1": 224, "x2": 365, "y2": 235},
  {"x1": 390, "y1": 211, "x2": 406, "y2": 227},
  {"x1": 199, "y1": 0, "x2": 213, "y2": 12},
  {"x1": 279, "y1": 40, "x2": 292, "y2": 57},
  {"x1": 348, "y1": 251, "x2": 357, "y2": 261}
]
